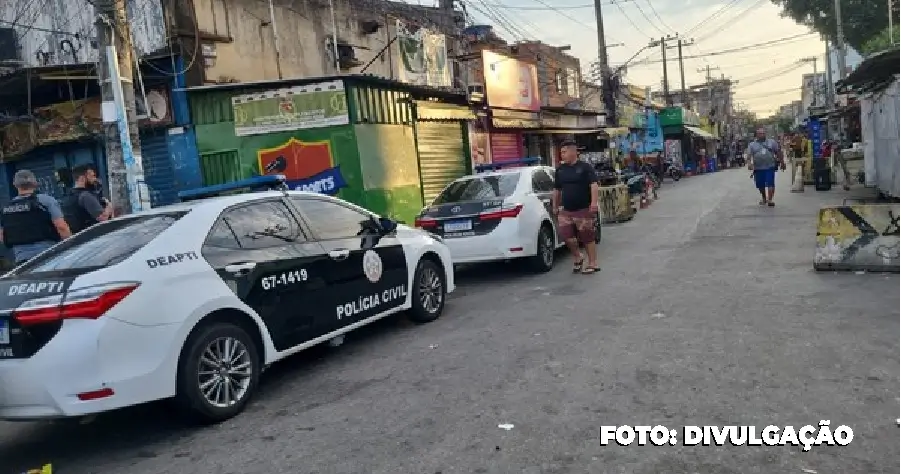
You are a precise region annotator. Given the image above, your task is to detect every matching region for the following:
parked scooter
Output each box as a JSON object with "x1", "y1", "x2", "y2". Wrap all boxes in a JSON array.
[{"x1": 665, "y1": 160, "x2": 683, "y2": 181}]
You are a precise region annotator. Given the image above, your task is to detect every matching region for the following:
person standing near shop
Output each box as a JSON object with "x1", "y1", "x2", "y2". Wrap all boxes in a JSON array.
[
  {"x1": 746, "y1": 127, "x2": 785, "y2": 207},
  {"x1": 789, "y1": 130, "x2": 808, "y2": 192},
  {"x1": 64, "y1": 164, "x2": 114, "y2": 233},
  {"x1": 552, "y1": 140, "x2": 601, "y2": 274},
  {"x1": 0, "y1": 170, "x2": 71, "y2": 265}
]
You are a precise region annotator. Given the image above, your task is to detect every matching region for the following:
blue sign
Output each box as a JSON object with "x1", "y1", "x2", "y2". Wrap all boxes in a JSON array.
[
  {"x1": 286, "y1": 166, "x2": 347, "y2": 195},
  {"x1": 808, "y1": 120, "x2": 822, "y2": 158}
]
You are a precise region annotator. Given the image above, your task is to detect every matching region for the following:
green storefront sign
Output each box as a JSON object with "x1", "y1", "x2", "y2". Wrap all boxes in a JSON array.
[
  {"x1": 658, "y1": 107, "x2": 700, "y2": 128},
  {"x1": 231, "y1": 80, "x2": 349, "y2": 136}
]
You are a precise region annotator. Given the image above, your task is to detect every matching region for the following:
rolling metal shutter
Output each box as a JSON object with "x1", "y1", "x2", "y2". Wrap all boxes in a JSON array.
[
  {"x1": 140, "y1": 128, "x2": 178, "y2": 207},
  {"x1": 415, "y1": 121, "x2": 467, "y2": 204}
]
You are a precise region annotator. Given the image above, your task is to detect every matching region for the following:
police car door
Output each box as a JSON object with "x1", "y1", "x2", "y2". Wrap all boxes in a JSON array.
[
  {"x1": 201, "y1": 199, "x2": 329, "y2": 352},
  {"x1": 287, "y1": 196, "x2": 408, "y2": 335},
  {"x1": 532, "y1": 168, "x2": 559, "y2": 242}
]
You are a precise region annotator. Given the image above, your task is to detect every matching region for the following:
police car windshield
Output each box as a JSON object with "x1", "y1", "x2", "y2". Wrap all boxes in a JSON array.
[
  {"x1": 11, "y1": 212, "x2": 187, "y2": 276},
  {"x1": 432, "y1": 173, "x2": 520, "y2": 205}
]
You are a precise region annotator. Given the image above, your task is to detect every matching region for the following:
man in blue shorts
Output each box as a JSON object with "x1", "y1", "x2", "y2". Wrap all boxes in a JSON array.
[{"x1": 746, "y1": 127, "x2": 785, "y2": 207}]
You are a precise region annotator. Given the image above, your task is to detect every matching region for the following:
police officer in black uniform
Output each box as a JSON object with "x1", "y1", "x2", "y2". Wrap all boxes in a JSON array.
[{"x1": 0, "y1": 170, "x2": 72, "y2": 264}]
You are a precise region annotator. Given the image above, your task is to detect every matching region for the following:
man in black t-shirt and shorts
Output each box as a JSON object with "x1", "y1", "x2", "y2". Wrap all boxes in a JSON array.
[{"x1": 553, "y1": 140, "x2": 600, "y2": 274}]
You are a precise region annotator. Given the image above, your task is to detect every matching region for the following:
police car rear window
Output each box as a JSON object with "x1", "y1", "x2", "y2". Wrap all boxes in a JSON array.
[
  {"x1": 432, "y1": 173, "x2": 520, "y2": 204},
  {"x1": 11, "y1": 212, "x2": 187, "y2": 275}
]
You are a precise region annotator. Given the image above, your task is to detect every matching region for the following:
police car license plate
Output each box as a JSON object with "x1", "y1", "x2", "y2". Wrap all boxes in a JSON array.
[
  {"x1": 444, "y1": 220, "x2": 472, "y2": 232},
  {"x1": 0, "y1": 319, "x2": 8, "y2": 345}
]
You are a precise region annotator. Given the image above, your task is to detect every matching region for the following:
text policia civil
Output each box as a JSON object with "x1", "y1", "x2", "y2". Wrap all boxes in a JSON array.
[
  {"x1": 337, "y1": 284, "x2": 407, "y2": 320},
  {"x1": 599, "y1": 421, "x2": 853, "y2": 452}
]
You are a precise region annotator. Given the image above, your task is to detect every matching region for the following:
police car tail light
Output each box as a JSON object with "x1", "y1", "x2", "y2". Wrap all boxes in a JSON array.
[
  {"x1": 479, "y1": 203, "x2": 523, "y2": 220},
  {"x1": 13, "y1": 282, "x2": 140, "y2": 326},
  {"x1": 414, "y1": 217, "x2": 437, "y2": 228}
]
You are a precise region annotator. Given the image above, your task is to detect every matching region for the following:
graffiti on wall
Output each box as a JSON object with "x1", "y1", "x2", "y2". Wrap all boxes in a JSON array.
[
  {"x1": 257, "y1": 138, "x2": 347, "y2": 195},
  {"x1": 815, "y1": 204, "x2": 900, "y2": 272}
]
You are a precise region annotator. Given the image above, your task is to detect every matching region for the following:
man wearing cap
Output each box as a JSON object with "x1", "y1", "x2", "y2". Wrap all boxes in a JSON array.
[
  {"x1": 0, "y1": 170, "x2": 71, "y2": 264},
  {"x1": 552, "y1": 140, "x2": 601, "y2": 274}
]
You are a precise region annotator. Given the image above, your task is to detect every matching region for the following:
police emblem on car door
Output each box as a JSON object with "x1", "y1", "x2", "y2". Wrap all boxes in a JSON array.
[{"x1": 287, "y1": 197, "x2": 409, "y2": 335}]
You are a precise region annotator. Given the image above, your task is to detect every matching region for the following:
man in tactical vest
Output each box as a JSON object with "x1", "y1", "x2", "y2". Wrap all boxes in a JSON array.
[
  {"x1": 0, "y1": 170, "x2": 71, "y2": 264},
  {"x1": 63, "y1": 164, "x2": 113, "y2": 234}
]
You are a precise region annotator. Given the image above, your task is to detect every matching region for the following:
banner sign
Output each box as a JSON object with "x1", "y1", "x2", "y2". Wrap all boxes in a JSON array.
[
  {"x1": 257, "y1": 138, "x2": 348, "y2": 195},
  {"x1": 395, "y1": 20, "x2": 451, "y2": 87},
  {"x1": 232, "y1": 80, "x2": 349, "y2": 137}
]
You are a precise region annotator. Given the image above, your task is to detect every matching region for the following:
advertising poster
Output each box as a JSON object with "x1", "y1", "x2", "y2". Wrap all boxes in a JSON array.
[
  {"x1": 468, "y1": 119, "x2": 491, "y2": 168},
  {"x1": 664, "y1": 139, "x2": 682, "y2": 167},
  {"x1": 395, "y1": 20, "x2": 451, "y2": 87},
  {"x1": 232, "y1": 80, "x2": 349, "y2": 137},
  {"x1": 489, "y1": 132, "x2": 523, "y2": 163},
  {"x1": 482, "y1": 50, "x2": 540, "y2": 111},
  {"x1": 257, "y1": 138, "x2": 347, "y2": 195}
]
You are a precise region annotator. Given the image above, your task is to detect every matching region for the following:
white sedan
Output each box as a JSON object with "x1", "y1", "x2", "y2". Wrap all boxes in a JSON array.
[
  {"x1": 0, "y1": 185, "x2": 453, "y2": 423},
  {"x1": 413, "y1": 166, "x2": 601, "y2": 272}
]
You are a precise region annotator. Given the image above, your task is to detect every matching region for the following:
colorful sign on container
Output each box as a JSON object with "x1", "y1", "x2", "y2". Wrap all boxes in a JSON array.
[
  {"x1": 232, "y1": 80, "x2": 349, "y2": 137},
  {"x1": 257, "y1": 138, "x2": 347, "y2": 195},
  {"x1": 482, "y1": 50, "x2": 540, "y2": 112}
]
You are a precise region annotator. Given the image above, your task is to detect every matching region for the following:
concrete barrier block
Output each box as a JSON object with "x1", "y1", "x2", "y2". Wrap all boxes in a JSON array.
[
  {"x1": 814, "y1": 204, "x2": 900, "y2": 272},
  {"x1": 598, "y1": 184, "x2": 634, "y2": 224}
]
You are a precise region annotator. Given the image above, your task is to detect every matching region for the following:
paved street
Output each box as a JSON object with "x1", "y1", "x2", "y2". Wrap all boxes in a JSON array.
[{"x1": 1, "y1": 169, "x2": 897, "y2": 474}]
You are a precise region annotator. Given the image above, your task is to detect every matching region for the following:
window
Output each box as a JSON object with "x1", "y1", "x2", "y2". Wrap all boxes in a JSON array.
[
  {"x1": 555, "y1": 69, "x2": 566, "y2": 95},
  {"x1": 13, "y1": 212, "x2": 187, "y2": 275},
  {"x1": 531, "y1": 169, "x2": 554, "y2": 192},
  {"x1": 433, "y1": 173, "x2": 521, "y2": 204},
  {"x1": 216, "y1": 201, "x2": 303, "y2": 250},
  {"x1": 290, "y1": 198, "x2": 373, "y2": 241}
]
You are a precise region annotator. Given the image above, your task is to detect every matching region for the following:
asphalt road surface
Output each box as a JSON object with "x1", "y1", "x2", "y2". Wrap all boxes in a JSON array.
[{"x1": 1, "y1": 169, "x2": 898, "y2": 474}]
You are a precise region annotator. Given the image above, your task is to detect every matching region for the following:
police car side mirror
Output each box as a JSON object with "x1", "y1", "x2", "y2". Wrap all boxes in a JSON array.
[{"x1": 377, "y1": 217, "x2": 397, "y2": 234}]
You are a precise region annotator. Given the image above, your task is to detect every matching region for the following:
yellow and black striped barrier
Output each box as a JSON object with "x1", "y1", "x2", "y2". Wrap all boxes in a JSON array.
[
  {"x1": 598, "y1": 184, "x2": 634, "y2": 224},
  {"x1": 815, "y1": 204, "x2": 900, "y2": 272}
]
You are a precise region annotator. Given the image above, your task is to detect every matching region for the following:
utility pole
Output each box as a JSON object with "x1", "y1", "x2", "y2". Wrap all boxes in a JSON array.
[
  {"x1": 825, "y1": 40, "x2": 834, "y2": 109},
  {"x1": 800, "y1": 56, "x2": 819, "y2": 106},
  {"x1": 834, "y1": 0, "x2": 847, "y2": 81},
  {"x1": 95, "y1": 0, "x2": 150, "y2": 214},
  {"x1": 697, "y1": 64, "x2": 721, "y2": 128},
  {"x1": 660, "y1": 38, "x2": 669, "y2": 105},
  {"x1": 593, "y1": 0, "x2": 613, "y2": 124}
]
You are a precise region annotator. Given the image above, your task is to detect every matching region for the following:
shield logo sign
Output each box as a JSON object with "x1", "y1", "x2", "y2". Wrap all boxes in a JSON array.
[{"x1": 257, "y1": 138, "x2": 347, "y2": 195}]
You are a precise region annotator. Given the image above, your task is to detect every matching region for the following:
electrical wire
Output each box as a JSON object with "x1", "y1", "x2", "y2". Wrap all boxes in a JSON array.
[
  {"x1": 630, "y1": 1, "x2": 667, "y2": 36},
  {"x1": 136, "y1": 0, "x2": 200, "y2": 77},
  {"x1": 736, "y1": 86, "x2": 801, "y2": 100},
  {"x1": 525, "y1": 0, "x2": 606, "y2": 34},
  {"x1": 629, "y1": 33, "x2": 816, "y2": 65},
  {"x1": 683, "y1": 0, "x2": 742, "y2": 38},
  {"x1": 644, "y1": 0, "x2": 675, "y2": 33},
  {"x1": 611, "y1": 0, "x2": 655, "y2": 40},
  {"x1": 482, "y1": 0, "x2": 633, "y2": 9},
  {"x1": 693, "y1": 0, "x2": 767, "y2": 44}
]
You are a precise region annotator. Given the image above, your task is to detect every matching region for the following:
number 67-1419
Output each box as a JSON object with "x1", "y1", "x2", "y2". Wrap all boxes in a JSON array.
[{"x1": 261, "y1": 269, "x2": 308, "y2": 290}]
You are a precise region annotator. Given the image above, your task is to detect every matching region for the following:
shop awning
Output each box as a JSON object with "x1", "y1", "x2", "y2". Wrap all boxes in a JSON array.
[
  {"x1": 414, "y1": 101, "x2": 476, "y2": 121},
  {"x1": 601, "y1": 127, "x2": 630, "y2": 137},
  {"x1": 684, "y1": 126, "x2": 716, "y2": 139}
]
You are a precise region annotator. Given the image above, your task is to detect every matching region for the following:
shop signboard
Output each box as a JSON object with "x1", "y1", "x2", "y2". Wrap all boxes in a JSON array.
[
  {"x1": 658, "y1": 107, "x2": 700, "y2": 128},
  {"x1": 232, "y1": 80, "x2": 349, "y2": 137},
  {"x1": 482, "y1": 50, "x2": 541, "y2": 111},
  {"x1": 808, "y1": 119, "x2": 822, "y2": 158}
]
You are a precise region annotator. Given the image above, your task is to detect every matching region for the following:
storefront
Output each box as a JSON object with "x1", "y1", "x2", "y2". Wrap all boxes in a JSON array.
[
  {"x1": 489, "y1": 108, "x2": 541, "y2": 164},
  {"x1": 658, "y1": 106, "x2": 715, "y2": 174},
  {"x1": 532, "y1": 110, "x2": 604, "y2": 166},
  {"x1": 187, "y1": 76, "x2": 470, "y2": 224},
  {"x1": 413, "y1": 100, "x2": 476, "y2": 204},
  {"x1": 480, "y1": 50, "x2": 544, "y2": 165}
]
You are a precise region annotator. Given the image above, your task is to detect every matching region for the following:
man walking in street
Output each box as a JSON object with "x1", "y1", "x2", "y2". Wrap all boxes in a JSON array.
[
  {"x1": 0, "y1": 170, "x2": 71, "y2": 265},
  {"x1": 746, "y1": 127, "x2": 785, "y2": 207},
  {"x1": 63, "y1": 164, "x2": 114, "y2": 233},
  {"x1": 553, "y1": 140, "x2": 600, "y2": 274}
]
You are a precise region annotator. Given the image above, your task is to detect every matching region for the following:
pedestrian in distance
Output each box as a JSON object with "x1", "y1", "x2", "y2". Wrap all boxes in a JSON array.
[
  {"x1": 0, "y1": 170, "x2": 71, "y2": 265},
  {"x1": 746, "y1": 127, "x2": 785, "y2": 207},
  {"x1": 63, "y1": 164, "x2": 114, "y2": 234},
  {"x1": 789, "y1": 130, "x2": 808, "y2": 192},
  {"x1": 552, "y1": 140, "x2": 601, "y2": 274}
]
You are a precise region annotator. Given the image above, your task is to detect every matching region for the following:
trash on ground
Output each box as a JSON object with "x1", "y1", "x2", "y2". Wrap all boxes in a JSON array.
[
  {"x1": 651, "y1": 312, "x2": 666, "y2": 318},
  {"x1": 498, "y1": 423, "x2": 514, "y2": 430}
]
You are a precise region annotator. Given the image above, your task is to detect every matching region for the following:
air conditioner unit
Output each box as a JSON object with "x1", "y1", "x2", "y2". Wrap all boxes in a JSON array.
[{"x1": 467, "y1": 84, "x2": 485, "y2": 103}]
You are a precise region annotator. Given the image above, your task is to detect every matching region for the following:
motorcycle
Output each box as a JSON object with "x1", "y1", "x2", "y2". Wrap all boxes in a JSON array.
[{"x1": 665, "y1": 161, "x2": 683, "y2": 181}]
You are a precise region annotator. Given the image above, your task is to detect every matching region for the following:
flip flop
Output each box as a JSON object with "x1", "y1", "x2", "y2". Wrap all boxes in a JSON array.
[
  {"x1": 572, "y1": 260, "x2": 584, "y2": 273},
  {"x1": 581, "y1": 266, "x2": 600, "y2": 274},
  {"x1": 767, "y1": 201, "x2": 775, "y2": 207}
]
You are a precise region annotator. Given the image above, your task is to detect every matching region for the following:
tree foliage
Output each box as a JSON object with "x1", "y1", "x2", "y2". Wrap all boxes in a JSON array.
[
  {"x1": 770, "y1": 0, "x2": 899, "y2": 51},
  {"x1": 860, "y1": 27, "x2": 900, "y2": 55}
]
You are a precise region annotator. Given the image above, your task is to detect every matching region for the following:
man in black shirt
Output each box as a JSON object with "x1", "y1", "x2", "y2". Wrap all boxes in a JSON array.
[{"x1": 552, "y1": 140, "x2": 600, "y2": 274}]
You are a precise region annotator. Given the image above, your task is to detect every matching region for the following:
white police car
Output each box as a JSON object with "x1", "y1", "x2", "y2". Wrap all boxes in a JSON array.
[{"x1": 0, "y1": 177, "x2": 454, "y2": 423}]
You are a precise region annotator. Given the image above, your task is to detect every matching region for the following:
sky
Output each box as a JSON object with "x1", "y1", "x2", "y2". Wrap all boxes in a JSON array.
[{"x1": 460, "y1": 0, "x2": 830, "y2": 116}]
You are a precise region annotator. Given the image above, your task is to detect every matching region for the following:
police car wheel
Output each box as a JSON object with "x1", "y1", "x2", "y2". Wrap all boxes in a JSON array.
[
  {"x1": 174, "y1": 322, "x2": 261, "y2": 424},
  {"x1": 407, "y1": 258, "x2": 445, "y2": 323},
  {"x1": 527, "y1": 224, "x2": 555, "y2": 273}
]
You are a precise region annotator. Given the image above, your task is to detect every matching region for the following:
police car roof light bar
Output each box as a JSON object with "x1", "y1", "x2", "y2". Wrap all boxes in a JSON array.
[
  {"x1": 475, "y1": 157, "x2": 541, "y2": 173},
  {"x1": 178, "y1": 175, "x2": 288, "y2": 202}
]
